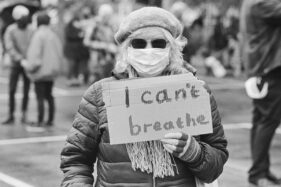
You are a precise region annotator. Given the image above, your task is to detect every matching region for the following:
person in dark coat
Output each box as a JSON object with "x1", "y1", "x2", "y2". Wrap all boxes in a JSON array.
[
  {"x1": 60, "y1": 7, "x2": 228, "y2": 187},
  {"x1": 64, "y1": 14, "x2": 89, "y2": 86},
  {"x1": 240, "y1": 0, "x2": 281, "y2": 186}
]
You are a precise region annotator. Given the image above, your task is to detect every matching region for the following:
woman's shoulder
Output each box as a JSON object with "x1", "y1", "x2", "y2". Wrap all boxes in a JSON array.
[
  {"x1": 166, "y1": 63, "x2": 197, "y2": 76},
  {"x1": 83, "y1": 77, "x2": 117, "y2": 100}
]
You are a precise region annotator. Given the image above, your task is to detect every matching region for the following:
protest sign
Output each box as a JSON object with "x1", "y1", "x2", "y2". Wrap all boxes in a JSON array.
[{"x1": 102, "y1": 73, "x2": 213, "y2": 145}]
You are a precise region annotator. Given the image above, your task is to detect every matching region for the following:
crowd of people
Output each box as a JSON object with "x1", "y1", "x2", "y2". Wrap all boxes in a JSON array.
[
  {"x1": 0, "y1": 3, "x2": 119, "y2": 127},
  {"x1": 61, "y1": 1, "x2": 243, "y2": 83},
  {"x1": 170, "y1": 2, "x2": 241, "y2": 78}
]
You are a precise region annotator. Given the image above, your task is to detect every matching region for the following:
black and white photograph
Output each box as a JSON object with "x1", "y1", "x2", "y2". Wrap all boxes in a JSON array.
[{"x1": 0, "y1": 0, "x2": 280, "y2": 187}]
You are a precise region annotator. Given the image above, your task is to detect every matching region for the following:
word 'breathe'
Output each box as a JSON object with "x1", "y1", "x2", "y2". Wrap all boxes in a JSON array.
[{"x1": 129, "y1": 113, "x2": 209, "y2": 136}]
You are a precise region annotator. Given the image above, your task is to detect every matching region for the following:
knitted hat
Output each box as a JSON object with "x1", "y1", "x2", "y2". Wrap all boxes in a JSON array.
[{"x1": 115, "y1": 7, "x2": 182, "y2": 44}]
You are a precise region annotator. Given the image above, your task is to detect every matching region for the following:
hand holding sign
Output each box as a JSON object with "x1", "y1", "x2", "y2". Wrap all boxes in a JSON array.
[{"x1": 161, "y1": 132, "x2": 201, "y2": 162}]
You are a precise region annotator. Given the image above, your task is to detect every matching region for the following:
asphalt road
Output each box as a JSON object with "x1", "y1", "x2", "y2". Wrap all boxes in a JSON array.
[{"x1": 0, "y1": 71, "x2": 280, "y2": 187}]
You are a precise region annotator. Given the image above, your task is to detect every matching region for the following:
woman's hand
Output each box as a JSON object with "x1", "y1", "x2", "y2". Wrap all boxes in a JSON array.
[
  {"x1": 160, "y1": 132, "x2": 191, "y2": 157},
  {"x1": 161, "y1": 132, "x2": 201, "y2": 162}
]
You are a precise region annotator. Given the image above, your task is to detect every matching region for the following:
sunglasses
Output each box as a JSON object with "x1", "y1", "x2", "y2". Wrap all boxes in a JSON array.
[{"x1": 130, "y1": 38, "x2": 167, "y2": 49}]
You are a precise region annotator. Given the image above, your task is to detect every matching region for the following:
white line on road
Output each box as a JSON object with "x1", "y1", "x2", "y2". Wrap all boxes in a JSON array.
[
  {"x1": 210, "y1": 83, "x2": 244, "y2": 90},
  {"x1": 0, "y1": 89, "x2": 84, "y2": 100},
  {"x1": 0, "y1": 76, "x2": 84, "y2": 99},
  {"x1": 0, "y1": 135, "x2": 66, "y2": 146},
  {"x1": 225, "y1": 161, "x2": 248, "y2": 172},
  {"x1": 224, "y1": 122, "x2": 281, "y2": 134},
  {"x1": 0, "y1": 172, "x2": 34, "y2": 187},
  {"x1": 0, "y1": 77, "x2": 8, "y2": 84}
]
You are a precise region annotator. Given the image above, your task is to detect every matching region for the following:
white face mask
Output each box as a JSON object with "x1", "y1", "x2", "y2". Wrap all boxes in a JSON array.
[{"x1": 127, "y1": 47, "x2": 170, "y2": 77}]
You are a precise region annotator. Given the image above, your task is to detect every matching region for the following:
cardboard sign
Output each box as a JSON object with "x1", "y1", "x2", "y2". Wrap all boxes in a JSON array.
[{"x1": 102, "y1": 74, "x2": 213, "y2": 145}]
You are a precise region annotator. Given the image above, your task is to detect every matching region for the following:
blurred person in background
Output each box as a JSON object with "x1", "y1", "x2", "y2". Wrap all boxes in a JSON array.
[
  {"x1": 23, "y1": 12, "x2": 64, "y2": 127},
  {"x1": 83, "y1": 3, "x2": 117, "y2": 83},
  {"x1": 60, "y1": 7, "x2": 228, "y2": 187},
  {"x1": 170, "y1": 2, "x2": 204, "y2": 65},
  {"x1": 64, "y1": 12, "x2": 90, "y2": 86},
  {"x1": 207, "y1": 14, "x2": 228, "y2": 67},
  {"x1": 204, "y1": 13, "x2": 228, "y2": 78},
  {"x1": 240, "y1": 0, "x2": 281, "y2": 186},
  {"x1": 2, "y1": 5, "x2": 33, "y2": 125},
  {"x1": 225, "y1": 7, "x2": 241, "y2": 77}
]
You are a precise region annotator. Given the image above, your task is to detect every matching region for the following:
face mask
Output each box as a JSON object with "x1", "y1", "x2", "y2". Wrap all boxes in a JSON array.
[
  {"x1": 17, "y1": 16, "x2": 29, "y2": 29},
  {"x1": 127, "y1": 47, "x2": 169, "y2": 77}
]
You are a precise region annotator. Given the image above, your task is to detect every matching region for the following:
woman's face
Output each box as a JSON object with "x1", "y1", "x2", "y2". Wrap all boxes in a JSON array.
[{"x1": 126, "y1": 27, "x2": 171, "y2": 77}]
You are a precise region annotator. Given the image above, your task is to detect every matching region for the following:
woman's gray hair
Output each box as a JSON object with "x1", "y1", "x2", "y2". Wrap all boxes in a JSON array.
[{"x1": 114, "y1": 28, "x2": 187, "y2": 78}]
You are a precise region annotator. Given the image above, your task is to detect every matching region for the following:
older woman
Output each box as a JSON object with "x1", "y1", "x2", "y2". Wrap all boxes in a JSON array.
[{"x1": 60, "y1": 7, "x2": 228, "y2": 187}]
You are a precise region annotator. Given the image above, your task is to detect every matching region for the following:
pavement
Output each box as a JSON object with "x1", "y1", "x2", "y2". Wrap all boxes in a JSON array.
[{"x1": 0, "y1": 68, "x2": 280, "y2": 187}]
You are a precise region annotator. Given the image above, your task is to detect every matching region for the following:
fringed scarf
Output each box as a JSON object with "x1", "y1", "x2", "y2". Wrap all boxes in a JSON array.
[
  {"x1": 124, "y1": 66, "x2": 193, "y2": 178},
  {"x1": 126, "y1": 140, "x2": 177, "y2": 178}
]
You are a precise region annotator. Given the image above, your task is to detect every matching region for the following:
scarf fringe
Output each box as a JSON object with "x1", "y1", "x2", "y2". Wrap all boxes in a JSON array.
[{"x1": 126, "y1": 140, "x2": 178, "y2": 178}]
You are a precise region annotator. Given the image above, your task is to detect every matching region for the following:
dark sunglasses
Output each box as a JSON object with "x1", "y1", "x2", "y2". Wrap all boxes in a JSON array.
[{"x1": 130, "y1": 38, "x2": 167, "y2": 49}]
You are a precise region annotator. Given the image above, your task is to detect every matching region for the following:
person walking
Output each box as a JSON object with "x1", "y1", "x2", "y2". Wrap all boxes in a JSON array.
[
  {"x1": 60, "y1": 7, "x2": 228, "y2": 187},
  {"x1": 24, "y1": 12, "x2": 64, "y2": 127},
  {"x1": 2, "y1": 5, "x2": 33, "y2": 125},
  {"x1": 240, "y1": 0, "x2": 281, "y2": 186}
]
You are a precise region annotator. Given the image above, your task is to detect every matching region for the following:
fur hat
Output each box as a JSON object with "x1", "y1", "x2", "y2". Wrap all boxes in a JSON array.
[{"x1": 115, "y1": 7, "x2": 182, "y2": 44}]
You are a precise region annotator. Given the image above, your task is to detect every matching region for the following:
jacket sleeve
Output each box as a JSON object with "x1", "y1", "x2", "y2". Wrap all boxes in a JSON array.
[
  {"x1": 185, "y1": 85, "x2": 229, "y2": 183},
  {"x1": 60, "y1": 84, "x2": 101, "y2": 187},
  {"x1": 252, "y1": 0, "x2": 281, "y2": 25},
  {"x1": 4, "y1": 26, "x2": 23, "y2": 62}
]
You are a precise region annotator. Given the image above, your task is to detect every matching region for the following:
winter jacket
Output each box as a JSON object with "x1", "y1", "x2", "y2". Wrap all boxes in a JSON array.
[
  {"x1": 26, "y1": 25, "x2": 64, "y2": 81},
  {"x1": 240, "y1": 0, "x2": 281, "y2": 77},
  {"x1": 60, "y1": 67, "x2": 228, "y2": 187}
]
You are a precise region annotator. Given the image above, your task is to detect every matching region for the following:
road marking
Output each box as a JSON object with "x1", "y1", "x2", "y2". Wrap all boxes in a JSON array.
[
  {"x1": 0, "y1": 77, "x2": 8, "y2": 84},
  {"x1": 224, "y1": 122, "x2": 281, "y2": 134},
  {"x1": 0, "y1": 135, "x2": 66, "y2": 146},
  {"x1": 0, "y1": 89, "x2": 84, "y2": 100},
  {"x1": 0, "y1": 172, "x2": 34, "y2": 187},
  {"x1": 0, "y1": 76, "x2": 84, "y2": 99},
  {"x1": 210, "y1": 82, "x2": 244, "y2": 90},
  {"x1": 224, "y1": 123, "x2": 252, "y2": 129},
  {"x1": 225, "y1": 161, "x2": 248, "y2": 172}
]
